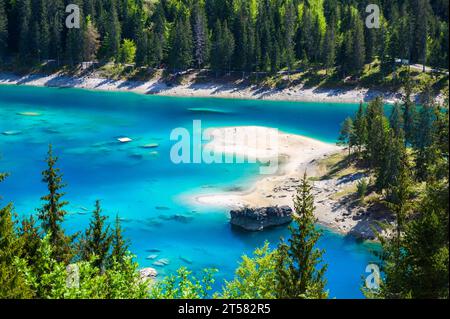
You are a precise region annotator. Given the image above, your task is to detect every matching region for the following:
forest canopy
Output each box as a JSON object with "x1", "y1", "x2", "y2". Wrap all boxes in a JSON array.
[{"x1": 0, "y1": 0, "x2": 448, "y2": 74}]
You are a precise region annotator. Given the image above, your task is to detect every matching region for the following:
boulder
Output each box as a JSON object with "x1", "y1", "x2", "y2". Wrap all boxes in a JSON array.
[
  {"x1": 230, "y1": 205, "x2": 293, "y2": 231},
  {"x1": 139, "y1": 267, "x2": 158, "y2": 281}
]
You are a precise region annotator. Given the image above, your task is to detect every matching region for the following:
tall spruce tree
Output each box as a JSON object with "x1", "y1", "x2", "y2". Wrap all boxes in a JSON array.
[
  {"x1": 0, "y1": 0, "x2": 7, "y2": 61},
  {"x1": 38, "y1": 144, "x2": 74, "y2": 263},
  {"x1": 275, "y1": 173, "x2": 327, "y2": 299},
  {"x1": 110, "y1": 214, "x2": 128, "y2": 265},
  {"x1": 192, "y1": 0, "x2": 209, "y2": 68},
  {"x1": 168, "y1": 13, "x2": 193, "y2": 71},
  {"x1": 79, "y1": 200, "x2": 112, "y2": 271}
]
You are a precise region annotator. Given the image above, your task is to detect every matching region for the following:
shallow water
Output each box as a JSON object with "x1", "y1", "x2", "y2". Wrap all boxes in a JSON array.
[{"x1": 0, "y1": 85, "x2": 380, "y2": 298}]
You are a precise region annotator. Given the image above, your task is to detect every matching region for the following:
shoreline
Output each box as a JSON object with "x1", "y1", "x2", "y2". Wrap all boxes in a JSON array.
[
  {"x1": 0, "y1": 71, "x2": 406, "y2": 104},
  {"x1": 188, "y1": 126, "x2": 362, "y2": 238},
  {"x1": 190, "y1": 126, "x2": 388, "y2": 240}
]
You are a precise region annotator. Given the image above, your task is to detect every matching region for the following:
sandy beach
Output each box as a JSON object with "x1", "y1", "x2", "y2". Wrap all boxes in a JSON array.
[
  {"x1": 192, "y1": 126, "x2": 389, "y2": 240},
  {"x1": 0, "y1": 71, "x2": 405, "y2": 104}
]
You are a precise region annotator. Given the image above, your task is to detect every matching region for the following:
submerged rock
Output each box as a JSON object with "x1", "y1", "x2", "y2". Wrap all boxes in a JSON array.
[
  {"x1": 141, "y1": 143, "x2": 159, "y2": 149},
  {"x1": 153, "y1": 258, "x2": 170, "y2": 267},
  {"x1": 17, "y1": 111, "x2": 41, "y2": 116},
  {"x1": 230, "y1": 205, "x2": 293, "y2": 231},
  {"x1": 2, "y1": 130, "x2": 22, "y2": 136}
]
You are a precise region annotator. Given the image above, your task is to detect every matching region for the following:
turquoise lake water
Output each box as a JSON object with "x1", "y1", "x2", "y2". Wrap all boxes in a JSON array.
[{"x1": 0, "y1": 85, "x2": 381, "y2": 298}]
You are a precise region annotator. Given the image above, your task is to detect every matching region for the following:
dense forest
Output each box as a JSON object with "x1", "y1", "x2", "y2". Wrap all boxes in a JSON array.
[
  {"x1": 0, "y1": 0, "x2": 449, "y2": 74},
  {"x1": 338, "y1": 83, "x2": 449, "y2": 298}
]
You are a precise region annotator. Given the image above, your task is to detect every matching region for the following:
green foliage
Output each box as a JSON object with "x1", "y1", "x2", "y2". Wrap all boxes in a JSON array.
[
  {"x1": 356, "y1": 178, "x2": 368, "y2": 204},
  {"x1": 38, "y1": 144, "x2": 75, "y2": 263},
  {"x1": 219, "y1": 242, "x2": 277, "y2": 299},
  {"x1": 1, "y1": 0, "x2": 448, "y2": 75},
  {"x1": 0, "y1": 203, "x2": 34, "y2": 298},
  {"x1": 275, "y1": 173, "x2": 328, "y2": 299},
  {"x1": 78, "y1": 200, "x2": 112, "y2": 270},
  {"x1": 118, "y1": 39, "x2": 137, "y2": 64},
  {"x1": 150, "y1": 267, "x2": 217, "y2": 299},
  {"x1": 110, "y1": 214, "x2": 129, "y2": 267},
  {"x1": 337, "y1": 117, "x2": 354, "y2": 154}
]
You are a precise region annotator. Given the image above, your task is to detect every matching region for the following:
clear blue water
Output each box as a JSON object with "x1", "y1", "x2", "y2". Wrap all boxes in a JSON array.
[{"x1": 0, "y1": 85, "x2": 380, "y2": 298}]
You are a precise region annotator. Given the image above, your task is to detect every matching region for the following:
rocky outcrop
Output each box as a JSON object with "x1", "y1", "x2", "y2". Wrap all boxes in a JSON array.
[
  {"x1": 230, "y1": 205, "x2": 293, "y2": 231},
  {"x1": 139, "y1": 267, "x2": 158, "y2": 282}
]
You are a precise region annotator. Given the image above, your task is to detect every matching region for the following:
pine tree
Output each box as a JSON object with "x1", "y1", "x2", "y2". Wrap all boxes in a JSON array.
[
  {"x1": 275, "y1": 173, "x2": 328, "y2": 299},
  {"x1": 365, "y1": 98, "x2": 388, "y2": 168},
  {"x1": 150, "y1": 0, "x2": 167, "y2": 67},
  {"x1": 192, "y1": 0, "x2": 209, "y2": 68},
  {"x1": 18, "y1": 214, "x2": 41, "y2": 269},
  {"x1": 17, "y1": 0, "x2": 32, "y2": 63},
  {"x1": 377, "y1": 130, "x2": 408, "y2": 193},
  {"x1": 352, "y1": 13, "x2": 366, "y2": 74},
  {"x1": 283, "y1": 0, "x2": 296, "y2": 76},
  {"x1": 414, "y1": 92, "x2": 436, "y2": 181},
  {"x1": 0, "y1": 173, "x2": 33, "y2": 298},
  {"x1": 168, "y1": 13, "x2": 193, "y2": 71},
  {"x1": 389, "y1": 103, "x2": 404, "y2": 138},
  {"x1": 338, "y1": 117, "x2": 354, "y2": 155},
  {"x1": 352, "y1": 102, "x2": 368, "y2": 155},
  {"x1": 0, "y1": 203, "x2": 33, "y2": 298},
  {"x1": 221, "y1": 20, "x2": 235, "y2": 73},
  {"x1": 83, "y1": 16, "x2": 100, "y2": 61},
  {"x1": 38, "y1": 144, "x2": 74, "y2": 263},
  {"x1": 38, "y1": 0, "x2": 50, "y2": 60},
  {"x1": 323, "y1": 20, "x2": 336, "y2": 75},
  {"x1": 402, "y1": 77, "x2": 417, "y2": 146},
  {"x1": 105, "y1": 0, "x2": 121, "y2": 61},
  {"x1": 110, "y1": 214, "x2": 128, "y2": 265},
  {"x1": 372, "y1": 160, "x2": 413, "y2": 298},
  {"x1": 0, "y1": 0, "x2": 7, "y2": 61},
  {"x1": 79, "y1": 200, "x2": 112, "y2": 271},
  {"x1": 134, "y1": 10, "x2": 148, "y2": 66},
  {"x1": 65, "y1": 0, "x2": 84, "y2": 65}
]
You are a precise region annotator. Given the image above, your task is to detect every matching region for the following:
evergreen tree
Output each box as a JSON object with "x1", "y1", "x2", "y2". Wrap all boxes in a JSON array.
[
  {"x1": 150, "y1": 0, "x2": 167, "y2": 67},
  {"x1": 17, "y1": 0, "x2": 32, "y2": 63},
  {"x1": 351, "y1": 13, "x2": 366, "y2": 74},
  {"x1": 38, "y1": 144, "x2": 74, "y2": 263},
  {"x1": 104, "y1": 0, "x2": 121, "y2": 60},
  {"x1": 83, "y1": 16, "x2": 100, "y2": 61},
  {"x1": 283, "y1": 0, "x2": 296, "y2": 76},
  {"x1": 0, "y1": 0, "x2": 8, "y2": 61},
  {"x1": 110, "y1": 214, "x2": 128, "y2": 265},
  {"x1": 402, "y1": 78, "x2": 417, "y2": 146},
  {"x1": 338, "y1": 117, "x2": 354, "y2": 155},
  {"x1": 168, "y1": 13, "x2": 193, "y2": 71},
  {"x1": 414, "y1": 94, "x2": 436, "y2": 181},
  {"x1": 275, "y1": 173, "x2": 328, "y2": 299},
  {"x1": 323, "y1": 20, "x2": 336, "y2": 74},
  {"x1": 79, "y1": 200, "x2": 112, "y2": 271},
  {"x1": 371, "y1": 160, "x2": 413, "y2": 298},
  {"x1": 65, "y1": 0, "x2": 84, "y2": 65},
  {"x1": 352, "y1": 102, "x2": 368, "y2": 155},
  {"x1": 192, "y1": 0, "x2": 209, "y2": 68},
  {"x1": 118, "y1": 39, "x2": 136, "y2": 64},
  {"x1": 389, "y1": 103, "x2": 404, "y2": 138}
]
